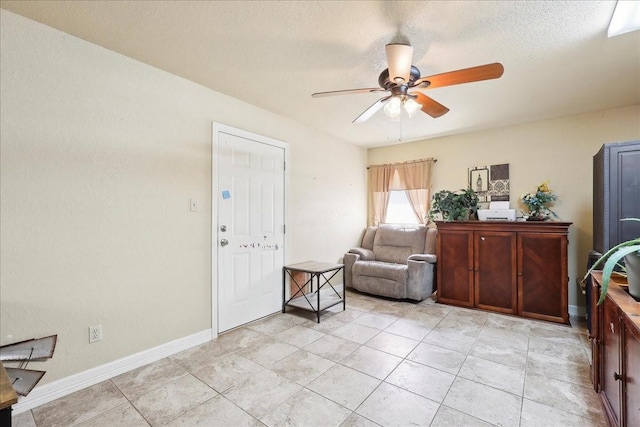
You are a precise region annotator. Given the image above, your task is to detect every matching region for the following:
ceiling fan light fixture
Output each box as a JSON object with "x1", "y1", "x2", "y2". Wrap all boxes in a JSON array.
[
  {"x1": 403, "y1": 97, "x2": 422, "y2": 117},
  {"x1": 608, "y1": 0, "x2": 640, "y2": 37},
  {"x1": 384, "y1": 96, "x2": 402, "y2": 118},
  {"x1": 312, "y1": 42, "x2": 505, "y2": 123},
  {"x1": 385, "y1": 43, "x2": 413, "y2": 84}
]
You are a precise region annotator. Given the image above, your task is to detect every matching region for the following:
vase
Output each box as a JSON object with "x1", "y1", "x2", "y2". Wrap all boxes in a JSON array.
[
  {"x1": 526, "y1": 214, "x2": 547, "y2": 221},
  {"x1": 625, "y1": 251, "x2": 640, "y2": 300}
]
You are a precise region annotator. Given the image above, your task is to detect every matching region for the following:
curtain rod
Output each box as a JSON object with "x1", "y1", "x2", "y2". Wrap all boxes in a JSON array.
[{"x1": 366, "y1": 157, "x2": 437, "y2": 169}]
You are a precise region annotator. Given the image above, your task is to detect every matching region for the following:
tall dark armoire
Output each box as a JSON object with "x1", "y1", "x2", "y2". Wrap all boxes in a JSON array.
[
  {"x1": 593, "y1": 140, "x2": 640, "y2": 254},
  {"x1": 587, "y1": 140, "x2": 640, "y2": 333}
]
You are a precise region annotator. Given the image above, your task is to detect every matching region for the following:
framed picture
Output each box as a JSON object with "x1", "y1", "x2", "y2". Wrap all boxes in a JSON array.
[{"x1": 469, "y1": 167, "x2": 489, "y2": 193}]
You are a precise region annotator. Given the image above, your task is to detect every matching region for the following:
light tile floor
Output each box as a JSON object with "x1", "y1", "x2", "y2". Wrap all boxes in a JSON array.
[{"x1": 13, "y1": 290, "x2": 605, "y2": 426}]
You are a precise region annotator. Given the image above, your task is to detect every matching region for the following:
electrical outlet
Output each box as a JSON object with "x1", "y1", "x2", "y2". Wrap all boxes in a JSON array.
[{"x1": 89, "y1": 324, "x2": 102, "y2": 343}]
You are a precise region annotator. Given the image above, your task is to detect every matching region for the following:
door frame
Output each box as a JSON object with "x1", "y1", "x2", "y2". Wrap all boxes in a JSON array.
[{"x1": 211, "y1": 122, "x2": 289, "y2": 338}]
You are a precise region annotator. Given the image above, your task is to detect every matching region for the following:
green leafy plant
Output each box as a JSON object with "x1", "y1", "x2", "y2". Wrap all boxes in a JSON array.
[
  {"x1": 584, "y1": 218, "x2": 640, "y2": 305},
  {"x1": 429, "y1": 188, "x2": 479, "y2": 222}
]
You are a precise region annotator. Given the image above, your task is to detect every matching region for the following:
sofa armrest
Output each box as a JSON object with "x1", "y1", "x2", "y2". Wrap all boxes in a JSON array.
[
  {"x1": 408, "y1": 253, "x2": 437, "y2": 263},
  {"x1": 406, "y1": 259, "x2": 436, "y2": 301},
  {"x1": 343, "y1": 252, "x2": 360, "y2": 289},
  {"x1": 349, "y1": 247, "x2": 376, "y2": 261}
]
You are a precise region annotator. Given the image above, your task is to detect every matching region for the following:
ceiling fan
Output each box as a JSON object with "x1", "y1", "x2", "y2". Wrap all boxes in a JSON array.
[{"x1": 312, "y1": 43, "x2": 504, "y2": 123}]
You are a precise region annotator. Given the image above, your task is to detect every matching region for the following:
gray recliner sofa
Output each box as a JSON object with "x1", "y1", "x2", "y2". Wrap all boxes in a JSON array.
[{"x1": 344, "y1": 224, "x2": 437, "y2": 301}]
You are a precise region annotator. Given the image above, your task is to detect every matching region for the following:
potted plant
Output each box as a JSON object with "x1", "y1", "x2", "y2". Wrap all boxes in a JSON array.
[
  {"x1": 429, "y1": 188, "x2": 479, "y2": 222},
  {"x1": 520, "y1": 181, "x2": 558, "y2": 221},
  {"x1": 585, "y1": 218, "x2": 640, "y2": 304}
]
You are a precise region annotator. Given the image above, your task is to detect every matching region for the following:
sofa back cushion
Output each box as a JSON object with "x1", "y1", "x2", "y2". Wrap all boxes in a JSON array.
[
  {"x1": 373, "y1": 224, "x2": 428, "y2": 264},
  {"x1": 361, "y1": 226, "x2": 377, "y2": 250}
]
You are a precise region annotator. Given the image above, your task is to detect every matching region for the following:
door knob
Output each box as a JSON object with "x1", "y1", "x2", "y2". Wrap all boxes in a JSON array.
[{"x1": 220, "y1": 239, "x2": 229, "y2": 247}]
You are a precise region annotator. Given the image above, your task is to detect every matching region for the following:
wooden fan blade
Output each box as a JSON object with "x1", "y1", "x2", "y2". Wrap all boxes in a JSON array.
[
  {"x1": 312, "y1": 87, "x2": 386, "y2": 97},
  {"x1": 416, "y1": 63, "x2": 504, "y2": 89},
  {"x1": 0, "y1": 335, "x2": 57, "y2": 361},
  {"x1": 353, "y1": 96, "x2": 392, "y2": 123},
  {"x1": 415, "y1": 93, "x2": 449, "y2": 118},
  {"x1": 5, "y1": 368, "x2": 46, "y2": 396}
]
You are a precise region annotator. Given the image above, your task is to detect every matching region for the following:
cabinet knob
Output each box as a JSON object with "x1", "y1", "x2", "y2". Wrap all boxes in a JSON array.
[{"x1": 614, "y1": 372, "x2": 623, "y2": 381}]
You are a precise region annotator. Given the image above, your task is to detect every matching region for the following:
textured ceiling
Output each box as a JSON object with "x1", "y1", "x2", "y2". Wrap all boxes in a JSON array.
[{"x1": 1, "y1": 1, "x2": 639, "y2": 147}]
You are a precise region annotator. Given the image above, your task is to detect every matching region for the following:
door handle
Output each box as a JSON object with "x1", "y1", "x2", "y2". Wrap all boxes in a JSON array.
[{"x1": 220, "y1": 239, "x2": 229, "y2": 247}]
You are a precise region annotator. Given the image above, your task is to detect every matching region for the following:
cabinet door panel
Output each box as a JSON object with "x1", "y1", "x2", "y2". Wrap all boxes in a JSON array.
[
  {"x1": 624, "y1": 317, "x2": 640, "y2": 427},
  {"x1": 602, "y1": 297, "x2": 622, "y2": 427},
  {"x1": 437, "y1": 230, "x2": 473, "y2": 307},
  {"x1": 518, "y1": 233, "x2": 568, "y2": 323},
  {"x1": 475, "y1": 232, "x2": 516, "y2": 313},
  {"x1": 591, "y1": 282, "x2": 602, "y2": 392}
]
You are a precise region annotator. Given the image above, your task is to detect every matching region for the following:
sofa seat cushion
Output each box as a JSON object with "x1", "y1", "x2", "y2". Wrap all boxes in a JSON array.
[{"x1": 353, "y1": 261, "x2": 407, "y2": 283}]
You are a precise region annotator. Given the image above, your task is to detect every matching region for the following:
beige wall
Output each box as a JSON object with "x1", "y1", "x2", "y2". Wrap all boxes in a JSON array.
[
  {"x1": 368, "y1": 104, "x2": 640, "y2": 310},
  {"x1": 0, "y1": 10, "x2": 367, "y2": 383}
]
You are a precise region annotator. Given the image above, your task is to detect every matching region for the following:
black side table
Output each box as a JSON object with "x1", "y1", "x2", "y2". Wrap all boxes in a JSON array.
[
  {"x1": 282, "y1": 261, "x2": 345, "y2": 323},
  {"x1": 1, "y1": 363, "x2": 18, "y2": 427}
]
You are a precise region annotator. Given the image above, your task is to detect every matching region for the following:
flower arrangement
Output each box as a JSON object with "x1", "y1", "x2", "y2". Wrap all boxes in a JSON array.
[{"x1": 521, "y1": 181, "x2": 558, "y2": 221}]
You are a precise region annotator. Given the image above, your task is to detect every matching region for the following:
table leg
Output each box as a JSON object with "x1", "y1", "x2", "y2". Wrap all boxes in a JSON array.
[
  {"x1": 0, "y1": 406, "x2": 12, "y2": 427},
  {"x1": 282, "y1": 267, "x2": 286, "y2": 313},
  {"x1": 316, "y1": 273, "x2": 321, "y2": 323},
  {"x1": 342, "y1": 267, "x2": 346, "y2": 311}
]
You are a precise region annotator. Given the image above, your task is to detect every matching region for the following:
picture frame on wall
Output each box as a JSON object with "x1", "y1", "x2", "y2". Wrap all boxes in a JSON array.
[
  {"x1": 469, "y1": 167, "x2": 489, "y2": 193},
  {"x1": 468, "y1": 163, "x2": 511, "y2": 205}
]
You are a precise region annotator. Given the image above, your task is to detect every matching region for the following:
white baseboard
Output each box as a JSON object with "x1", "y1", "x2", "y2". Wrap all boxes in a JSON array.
[
  {"x1": 569, "y1": 304, "x2": 587, "y2": 318},
  {"x1": 12, "y1": 329, "x2": 212, "y2": 414}
]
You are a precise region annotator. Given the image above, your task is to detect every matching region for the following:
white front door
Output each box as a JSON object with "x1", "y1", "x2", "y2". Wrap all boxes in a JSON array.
[{"x1": 216, "y1": 129, "x2": 286, "y2": 332}]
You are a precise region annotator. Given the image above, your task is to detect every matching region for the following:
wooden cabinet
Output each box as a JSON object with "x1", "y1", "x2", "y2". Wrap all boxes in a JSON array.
[
  {"x1": 623, "y1": 315, "x2": 640, "y2": 427},
  {"x1": 436, "y1": 221, "x2": 570, "y2": 323},
  {"x1": 591, "y1": 272, "x2": 640, "y2": 427},
  {"x1": 602, "y1": 295, "x2": 623, "y2": 425},
  {"x1": 593, "y1": 140, "x2": 640, "y2": 254}
]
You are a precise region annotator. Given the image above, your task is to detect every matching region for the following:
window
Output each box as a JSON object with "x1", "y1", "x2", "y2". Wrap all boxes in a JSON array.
[
  {"x1": 368, "y1": 158, "x2": 435, "y2": 226},
  {"x1": 384, "y1": 191, "x2": 419, "y2": 224}
]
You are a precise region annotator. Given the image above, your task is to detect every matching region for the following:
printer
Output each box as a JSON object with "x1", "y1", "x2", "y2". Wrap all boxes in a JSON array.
[{"x1": 477, "y1": 201, "x2": 516, "y2": 221}]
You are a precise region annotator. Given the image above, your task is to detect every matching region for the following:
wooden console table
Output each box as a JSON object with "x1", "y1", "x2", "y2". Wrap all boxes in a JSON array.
[
  {"x1": 283, "y1": 261, "x2": 345, "y2": 323},
  {"x1": 591, "y1": 272, "x2": 640, "y2": 427},
  {"x1": 436, "y1": 221, "x2": 571, "y2": 323},
  {"x1": 1, "y1": 362, "x2": 18, "y2": 427}
]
